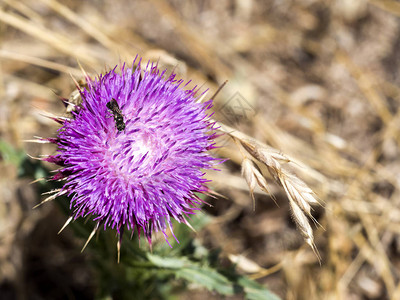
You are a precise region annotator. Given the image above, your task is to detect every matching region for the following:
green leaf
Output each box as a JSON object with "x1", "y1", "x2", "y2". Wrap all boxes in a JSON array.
[
  {"x1": 147, "y1": 253, "x2": 186, "y2": 269},
  {"x1": 187, "y1": 212, "x2": 212, "y2": 229},
  {"x1": 151, "y1": 212, "x2": 212, "y2": 253},
  {"x1": 0, "y1": 139, "x2": 25, "y2": 165},
  {"x1": 238, "y1": 276, "x2": 280, "y2": 300},
  {"x1": 176, "y1": 265, "x2": 235, "y2": 296}
]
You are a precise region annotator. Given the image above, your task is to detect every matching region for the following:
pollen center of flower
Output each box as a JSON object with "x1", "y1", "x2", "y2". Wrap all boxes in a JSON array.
[{"x1": 106, "y1": 128, "x2": 165, "y2": 181}]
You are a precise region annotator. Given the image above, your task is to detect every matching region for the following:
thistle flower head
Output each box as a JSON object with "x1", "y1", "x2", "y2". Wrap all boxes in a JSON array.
[{"x1": 43, "y1": 59, "x2": 218, "y2": 245}]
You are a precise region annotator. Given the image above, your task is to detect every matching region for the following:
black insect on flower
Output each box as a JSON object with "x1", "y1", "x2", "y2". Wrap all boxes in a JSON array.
[{"x1": 106, "y1": 98, "x2": 125, "y2": 132}]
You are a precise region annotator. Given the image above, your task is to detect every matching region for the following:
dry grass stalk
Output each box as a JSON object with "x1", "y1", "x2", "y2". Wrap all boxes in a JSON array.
[{"x1": 218, "y1": 121, "x2": 322, "y2": 259}]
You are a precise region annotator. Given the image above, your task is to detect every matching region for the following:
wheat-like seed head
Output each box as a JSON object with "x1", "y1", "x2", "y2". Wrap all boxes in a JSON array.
[
  {"x1": 241, "y1": 158, "x2": 273, "y2": 210},
  {"x1": 217, "y1": 121, "x2": 322, "y2": 260}
]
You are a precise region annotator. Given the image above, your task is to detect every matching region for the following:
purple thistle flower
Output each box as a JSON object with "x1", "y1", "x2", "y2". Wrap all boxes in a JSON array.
[{"x1": 40, "y1": 58, "x2": 218, "y2": 247}]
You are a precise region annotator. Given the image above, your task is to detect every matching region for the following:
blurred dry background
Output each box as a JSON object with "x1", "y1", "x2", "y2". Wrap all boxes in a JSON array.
[{"x1": 1, "y1": 0, "x2": 400, "y2": 299}]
